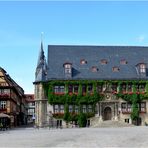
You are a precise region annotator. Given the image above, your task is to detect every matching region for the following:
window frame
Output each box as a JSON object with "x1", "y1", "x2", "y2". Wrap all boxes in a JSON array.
[
  {"x1": 91, "y1": 66, "x2": 98, "y2": 72},
  {"x1": 100, "y1": 59, "x2": 108, "y2": 65},
  {"x1": 112, "y1": 66, "x2": 120, "y2": 72},
  {"x1": 139, "y1": 102, "x2": 146, "y2": 113},
  {"x1": 82, "y1": 105, "x2": 87, "y2": 113},
  {"x1": 69, "y1": 105, "x2": 73, "y2": 113},
  {"x1": 54, "y1": 105, "x2": 59, "y2": 113},
  {"x1": 139, "y1": 64, "x2": 146, "y2": 73},
  {"x1": 80, "y1": 59, "x2": 87, "y2": 65},
  {"x1": 120, "y1": 59, "x2": 127, "y2": 65},
  {"x1": 0, "y1": 101, "x2": 7, "y2": 109},
  {"x1": 54, "y1": 85, "x2": 65, "y2": 93}
]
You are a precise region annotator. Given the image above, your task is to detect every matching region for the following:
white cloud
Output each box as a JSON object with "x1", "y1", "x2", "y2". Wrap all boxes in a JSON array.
[{"x1": 137, "y1": 35, "x2": 145, "y2": 42}]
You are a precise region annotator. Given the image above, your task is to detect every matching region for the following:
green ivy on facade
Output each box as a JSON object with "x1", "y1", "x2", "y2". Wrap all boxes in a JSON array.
[{"x1": 43, "y1": 80, "x2": 148, "y2": 125}]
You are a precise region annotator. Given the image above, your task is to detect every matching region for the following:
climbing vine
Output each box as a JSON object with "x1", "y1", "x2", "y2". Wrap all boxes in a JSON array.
[
  {"x1": 43, "y1": 80, "x2": 148, "y2": 125},
  {"x1": 46, "y1": 80, "x2": 104, "y2": 105}
]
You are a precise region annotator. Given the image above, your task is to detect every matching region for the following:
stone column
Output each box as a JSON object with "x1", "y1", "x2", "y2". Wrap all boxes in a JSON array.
[
  {"x1": 114, "y1": 102, "x2": 118, "y2": 121},
  {"x1": 95, "y1": 103, "x2": 99, "y2": 117},
  {"x1": 99, "y1": 102, "x2": 103, "y2": 121}
]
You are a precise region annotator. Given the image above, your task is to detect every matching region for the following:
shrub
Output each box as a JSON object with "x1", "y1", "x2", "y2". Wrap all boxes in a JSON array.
[{"x1": 78, "y1": 113, "x2": 87, "y2": 127}]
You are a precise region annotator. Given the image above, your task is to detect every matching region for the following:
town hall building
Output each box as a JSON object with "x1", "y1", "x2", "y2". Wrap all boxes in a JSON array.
[{"x1": 34, "y1": 42, "x2": 148, "y2": 127}]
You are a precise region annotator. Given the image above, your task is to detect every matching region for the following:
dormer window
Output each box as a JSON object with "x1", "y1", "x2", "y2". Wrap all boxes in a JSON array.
[
  {"x1": 140, "y1": 63, "x2": 146, "y2": 73},
  {"x1": 63, "y1": 63, "x2": 72, "y2": 78},
  {"x1": 100, "y1": 59, "x2": 108, "y2": 65},
  {"x1": 136, "y1": 63, "x2": 147, "y2": 77},
  {"x1": 80, "y1": 59, "x2": 87, "y2": 65},
  {"x1": 120, "y1": 59, "x2": 128, "y2": 65},
  {"x1": 112, "y1": 66, "x2": 120, "y2": 72},
  {"x1": 91, "y1": 66, "x2": 98, "y2": 72}
]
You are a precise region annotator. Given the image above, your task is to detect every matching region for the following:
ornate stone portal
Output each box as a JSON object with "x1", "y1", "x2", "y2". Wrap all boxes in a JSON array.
[{"x1": 97, "y1": 93, "x2": 119, "y2": 121}]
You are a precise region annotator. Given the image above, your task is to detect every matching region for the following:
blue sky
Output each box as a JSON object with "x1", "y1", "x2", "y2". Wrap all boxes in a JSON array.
[{"x1": 0, "y1": 1, "x2": 148, "y2": 93}]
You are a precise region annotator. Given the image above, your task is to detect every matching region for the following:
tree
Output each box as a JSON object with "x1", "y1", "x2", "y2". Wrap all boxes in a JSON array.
[
  {"x1": 78, "y1": 113, "x2": 87, "y2": 127},
  {"x1": 131, "y1": 102, "x2": 140, "y2": 125},
  {"x1": 63, "y1": 104, "x2": 70, "y2": 127}
]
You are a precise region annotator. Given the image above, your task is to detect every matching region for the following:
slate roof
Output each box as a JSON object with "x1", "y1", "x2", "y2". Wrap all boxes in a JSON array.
[
  {"x1": 35, "y1": 42, "x2": 47, "y2": 82},
  {"x1": 46, "y1": 45, "x2": 148, "y2": 81}
]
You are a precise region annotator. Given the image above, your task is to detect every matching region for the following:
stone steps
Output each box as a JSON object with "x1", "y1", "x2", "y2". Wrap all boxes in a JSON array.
[{"x1": 91, "y1": 118, "x2": 134, "y2": 128}]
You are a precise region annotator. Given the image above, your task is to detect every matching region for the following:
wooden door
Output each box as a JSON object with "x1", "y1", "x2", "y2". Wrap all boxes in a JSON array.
[{"x1": 104, "y1": 107, "x2": 112, "y2": 120}]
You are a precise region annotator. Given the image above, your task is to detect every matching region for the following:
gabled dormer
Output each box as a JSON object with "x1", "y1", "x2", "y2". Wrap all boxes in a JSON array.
[
  {"x1": 136, "y1": 63, "x2": 147, "y2": 77},
  {"x1": 63, "y1": 62, "x2": 72, "y2": 78},
  {"x1": 35, "y1": 41, "x2": 47, "y2": 82}
]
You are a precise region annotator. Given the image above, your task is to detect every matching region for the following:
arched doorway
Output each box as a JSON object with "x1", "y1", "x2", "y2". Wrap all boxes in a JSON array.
[{"x1": 104, "y1": 107, "x2": 112, "y2": 120}]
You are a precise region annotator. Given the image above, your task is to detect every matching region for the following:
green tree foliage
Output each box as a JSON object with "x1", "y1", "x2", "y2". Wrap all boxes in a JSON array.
[
  {"x1": 63, "y1": 104, "x2": 70, "y2": 123},
  {"x1": 78, "y1": 113, "x2": 87, "y2": 127},
  {"x1": 131, "y1": 103, "x2": 139, "y2": 120}
]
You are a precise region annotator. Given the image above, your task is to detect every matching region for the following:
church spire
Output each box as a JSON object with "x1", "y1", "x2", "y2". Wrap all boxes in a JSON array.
[
  {"x1": 37, "y1": 42, "x2": 44, "y2": 67},
  {"x1": 37, "y1": 32, "x2": 44, "y2": 67},
  {"x1": 35, "y1": 33, "x2": 47, "y2": 82}
]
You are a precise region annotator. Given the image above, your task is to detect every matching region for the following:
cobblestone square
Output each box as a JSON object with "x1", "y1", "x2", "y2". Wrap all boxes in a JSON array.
[{"x1": 0, "y1": 126, "x2": 148, "y2": 147}]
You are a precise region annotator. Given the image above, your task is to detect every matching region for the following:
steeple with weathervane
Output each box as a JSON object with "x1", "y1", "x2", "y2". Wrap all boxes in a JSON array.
[
  {"x1": 34, "y1": 33, "x2": 48, "y2": 127},
  {"x1": 35, "y1": 33, "x2": 47, "y2": 82}
]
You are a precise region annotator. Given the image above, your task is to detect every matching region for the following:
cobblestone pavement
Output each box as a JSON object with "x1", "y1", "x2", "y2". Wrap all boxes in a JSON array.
[{"x1": 0, "y1": 126, "x2": 148, "y2": 147}]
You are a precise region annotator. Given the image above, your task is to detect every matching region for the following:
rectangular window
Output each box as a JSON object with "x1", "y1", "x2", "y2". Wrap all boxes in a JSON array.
[
  {"x1": 65, "y1": 64, "x2": 71, "y2": 69},
  {"x1": 88, "y1": 85, "x2": 93, "y2": 93},
  {"x1": 140, "y1": 64, "x2": 146, "y2": 73},
  {"x1": 127, "y1": 103, "x2": 132, "y2": 112},
  {"x1": 139, "y1": 84, "x2": 145, "y2": 92},
  {"x1": 82, "y1": 105, "x2": 87, "y2": 113},
  {"x1": 121, "y1": 103, "x2": 126, "y2": 112},
  {"x1": 121, "y1": 83, "x2": 126, "y2": 92},
  {"x1": 135, "y1": 84, "x2": 140, "y2": 92},
  {"x1": 121, "y1": 102, "x2": 132, "y2": 113},
  {"x1": 68, "y1": 85, "x2": 73, "y2": 93},
  {"x1": 28, "y1": 108, "x2": 35, "y2": 115},
  {"x1": 65, "y1": 68, "x2": 71, "y2": 74},
  {"x1": 75, "y1": 105, "x2": 79, "y2": 113},
  {"x1": 88, "y1": 105, "x2": 92, "y2": 112},
  {"x1": 54, "y1": 86, "x2": 65, "y2": 93},
  {"x1": 125, "y1": 119, "x2": 129, "y2": 123},
  {"x1": 54, "y1": 105, "x2": 59, "y2": 113},
  {"x1": 73, "y1": 85, "x2": 78, "y2": 93},
  {"x1": 60, "y1": 105, "x2": 64, "y2": 113},
  {"x1": 127, "y1": 83, "x2": 132, "y2": 92},
  {"x1": 69, "y1": 105, "x2": 73, "y2": 113},
  {"x1": 0, "y1": 101, "x2": 6, "y2": 109},
  {"x1": 0, "y1": 89, "x2": 10, "y2": 94},
  {"x1": 140, "y1": 102, "x2": 146, "y2": 112},
  {"x1": 82, "y1": 85, "x2": 86, "y2": 93},
  {"x1": 0, "y1": 89, "x2": 4, "y2": 94},
  {"x1": 111, "y1": 83, "x2": 117, "y2": 92},
  {"x1": 54, "y1": 86, "x2": 59, "y2": 93},
  {"x1": 97, "y1": 85, "x2": 102, "y2": 92}
]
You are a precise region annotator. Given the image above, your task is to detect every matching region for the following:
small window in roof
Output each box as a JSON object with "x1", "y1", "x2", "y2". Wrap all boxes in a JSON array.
[
  {"x1": 80, "y1": 59, "x2": 87, "y2": 65},
  {"x1": 120, "y1": 59, "x2": 128, "y2": 65},
  {"x1": 64, "y1": 64, "x2": 71, "y2": 69},
  {"x1": 139, "y1": 63, "x2": 146, "y2": 73},
  {"x1": 112, "y1": 66, "x2": 120, "y2": 72},
  {"x1": 91, "y1": 66, "x2": 98, "y2": 72},
  {"x1": 63, "y1": 63, "x2": 72, "y2": 78},
  {"x1": 100, "y1": 59, "x2": 108, "y2": 65}
]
